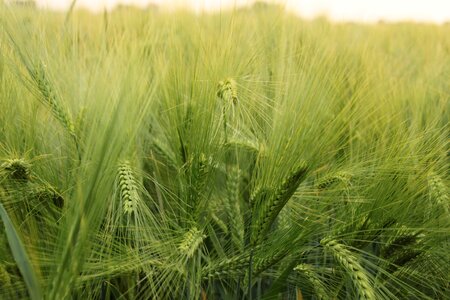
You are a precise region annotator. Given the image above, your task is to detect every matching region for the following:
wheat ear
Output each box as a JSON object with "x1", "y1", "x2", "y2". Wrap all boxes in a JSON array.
[
  {"x1": 253, "y1": 248, "x2": 289, "y2": 275},
  {"x1": 217, "y1": 78, "x2": 238, "y2": 105},
  {"x1": 1, "y1": 159, "x2": 31, "y2": 182},
  {"x1": 117, "y1": 161, "x2": 140, "y2": 215},
  {"x1": 30, "y1": 184, "x2": 65, "y2": 208},
  {"x1": 252, "y1": 161, "x2": 308, "y2": 245},
  {"x1": 204, "y1": 254, "x2": 250, "y2": 279},
  {"x1": 178, "y1": 227, "x2": 205, "y2": 258},
  {"x1": 294, "y1": 264, "x2": 329, "y2": 300},
  {"x1": 0, "y1": 264, "x2": 11, "y2": 288},
  {"x1": 31, "y1": 64, "x2": 77, "y2": 141},
  {"x1": 428, "y1": 172, "x2": 449, "y2": 214},
  {"x1": 316, "y1": 171, "x2": 352, "y2": 190},
  {"x1": 226, "y1": 165, "x2": 244, "y2": 251},
  {"x1": 321, "y1": 238, "x2": 375, "y2": 300}
]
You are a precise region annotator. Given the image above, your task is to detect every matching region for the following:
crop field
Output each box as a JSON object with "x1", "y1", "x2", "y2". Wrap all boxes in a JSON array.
[{"x1": 0, "y1": 3, "x2": 449, "y2": 300}]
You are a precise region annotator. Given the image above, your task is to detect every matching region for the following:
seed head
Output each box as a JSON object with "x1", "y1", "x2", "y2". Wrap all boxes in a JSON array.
[
  {"x1": 217, "y1": 78, "x2": 238, "y2": 104},
  {"x1": 1, "y1": 158, "x2": 31, "y2": 181}
]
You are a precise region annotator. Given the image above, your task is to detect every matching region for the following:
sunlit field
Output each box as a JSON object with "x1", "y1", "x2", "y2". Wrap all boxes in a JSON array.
[{"x1": 0, "y1": 3, "x2": 449, "y2": 299}]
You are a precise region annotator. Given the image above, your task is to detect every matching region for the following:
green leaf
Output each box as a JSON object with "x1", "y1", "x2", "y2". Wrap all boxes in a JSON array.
[{"x1": 0, "y1": 202, "x2": 43, "y2": 300}]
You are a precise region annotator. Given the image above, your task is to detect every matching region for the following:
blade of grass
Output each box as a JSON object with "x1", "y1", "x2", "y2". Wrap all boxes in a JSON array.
[{"x1": 0, "y1": 202, "x2": 43, "y2": 300}]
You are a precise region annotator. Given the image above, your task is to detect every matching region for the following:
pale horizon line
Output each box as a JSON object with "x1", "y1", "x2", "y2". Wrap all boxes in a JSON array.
[{"x1": 6, "y1": 0, "x2": 450, "y2": 24}]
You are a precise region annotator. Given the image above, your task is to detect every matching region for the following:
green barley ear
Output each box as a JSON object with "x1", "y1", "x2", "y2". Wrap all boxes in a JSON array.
[
  {"x1": 249, "y1": 185, "x2": 270, "y2": 207},
  {"x1": 294, "y1": 264, "x2": 330, "y2": 300},
  {"x1": 253, "y1": 248, "x2": 289, "y2": 275},
  {"x1": 316, "y1": 171, "x2": 352, "y2": 190},
  {"x1": 217, "y1": 78, "x2": 237, "y2": 143},
  {"x1": 191, "y1": 153, "x2": 210, "y2": 212},
  {"x1": 252, "y1": 161, "x2": 308, "y2": 245},
  {"x1": 31, "y1": 63, "x2": 77, "y2": 141},
  {"x1": 1, "y1": 159, "x2": 31, "y2": 182},
  {"x1": 75, "y1": 106, "x2": 87, "y2": 135},
  {"x1": 224, "y1": 138, "x2": 261, "y2": 155},
  {"x1": 381, "y1": 229, "x2": 421, "y2": 259},
  {"x1": 226, "y1": 166, "x2": 244, "y2": 251},
  {"x1": 321, "y1": 238, "x2": 375, "y2": 300},
  {"x1": 0, "y1": 264, "x2": 11, "y2": 288},
  {"x1": 178, "y1": 227, "x2": 205, "y2": 258},
  {"x1": 196, "y1": 153, "x2": 209, "y2": 188},
  {"x1": 204, "y1": 253, "x2": 250, "y2": 279},
  {"x1": 227, "y1": 165, "x2": 242, "y2": 207},
  {"x1": 380, "y1": 227, "x2": 423, "y2": 272},
  {"x1": 211, "y1": 212, "x2": 228, "y2": 233},
  {"x1": 217, "y1": 78, "x2": 238, "y2": 105},
  {"x1": 30, "y1": 184, "x2": 65, "y2": 208},
  {"x1": 427, "y1": 172, "x2": 449, "y2": 214},
  {"x1": 117, "y1": 161, "x2": 140, "y2": 216}
]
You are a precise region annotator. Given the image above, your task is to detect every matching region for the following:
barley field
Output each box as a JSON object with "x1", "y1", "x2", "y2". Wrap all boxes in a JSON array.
[{"x1": 0, "y1": 3, "x2": 449, "y2": 299}]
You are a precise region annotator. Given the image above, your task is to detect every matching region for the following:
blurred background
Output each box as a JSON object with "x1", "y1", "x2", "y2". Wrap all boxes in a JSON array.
[{"x1": 5, "y1": 0, "x2": 450, "y2": 23}]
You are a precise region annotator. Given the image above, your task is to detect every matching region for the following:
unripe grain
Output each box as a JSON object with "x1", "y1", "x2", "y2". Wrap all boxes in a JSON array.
[{"x1": 321, "y1": 238, "x2": 375, "y2": 300}]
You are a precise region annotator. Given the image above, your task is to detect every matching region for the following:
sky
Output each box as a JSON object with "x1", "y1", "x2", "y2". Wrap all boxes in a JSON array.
[{"x1": 33, "y1": 0, "x2": 450, "y2": 23}]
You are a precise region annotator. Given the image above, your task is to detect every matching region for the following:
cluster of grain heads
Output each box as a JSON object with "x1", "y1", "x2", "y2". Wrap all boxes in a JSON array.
[
  {"x1": 1, "y1": 157, "x2": 66, "y2": 211},
  {"x1": 178, "y1": 227, "x2": 205, "y2": 258},
  {"x1": 217, "y1": 78, "x2": 238, "y2": 105},
  {"x1": 315, "y1": 171, "x2": 352, "y2": 190},
  {"x1": 381, "y1": 230, "x2": 421, "y2": 258},
  {"x1": 1, "y1": 158, "x2": 65, "y2": 227},
  {"x1": 252, "y1": 161, "x2": 308, "y2": 245},
  {"x1": 1, "y1": 158, "x2": 31, "y2": 182},
  {"x1": 379, "y1": 227, "x2": 424, "y2": 272},
  {"x1": 294, "y1": 264, "x2": 329, "y2": 300},
  {"x1": 117, "y1": 161, "x2": 140, "y2": 216},
  {"x1": 320, "y1": 238, "x2": 375, "y2": 300},
  {"x1": 332, "y1": 214, "x2": 380, "y2": 250},
  {"x1": 25, "y1": 184, "x2": 65, "y2": 226}
]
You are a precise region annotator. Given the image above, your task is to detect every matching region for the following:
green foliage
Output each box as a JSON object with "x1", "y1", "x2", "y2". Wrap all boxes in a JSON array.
[{"x1": 0, "y1": 4, "x2": 449, "y2": 299}]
